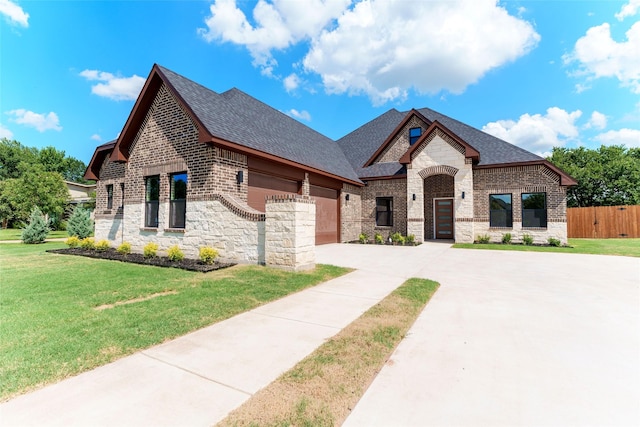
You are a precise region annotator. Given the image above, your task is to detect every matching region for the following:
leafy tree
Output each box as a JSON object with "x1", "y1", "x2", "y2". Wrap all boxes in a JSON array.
[
  {"x1": 0, "y1": 139, "x2": 38, "y2": 180},
  {"x1": 21, "y1": 206, "x2": 50, "y2": 244},
  {"x1": 548, "y1": 145, "x2": 640, "y2": 207},
  {"x1": 0, "y1": 165, "x2": 69, "y2": 227},
  {"x1": 67, "y1": 206, "x2": 93, "y2": 238}
]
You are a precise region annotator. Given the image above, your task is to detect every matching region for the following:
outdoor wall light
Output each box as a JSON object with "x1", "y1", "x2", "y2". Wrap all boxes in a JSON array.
[
  {"x1": 461, "y1": 191, "x2": 465, "y2": 199},
  {"x1": 236, "y1": 171, "x2": 244, "y2": 184},
  {"x1": 346, "y1": 194, "x2": 350, "y2": 201},
  {"x1": 412, "y1": 193, "x2": 416, "y2": 201}
]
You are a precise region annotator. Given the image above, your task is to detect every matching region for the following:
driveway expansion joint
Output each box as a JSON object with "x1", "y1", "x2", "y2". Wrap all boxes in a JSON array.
[{"x1": 250, "y1": 311, "x2": 343, "y2": 330}]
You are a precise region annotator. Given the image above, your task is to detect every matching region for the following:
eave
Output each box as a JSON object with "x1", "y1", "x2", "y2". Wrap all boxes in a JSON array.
[
  {"x1": 474, "y1": 160, "x2": 578, "y2": 186},
  {"x1": 363, "y1": 109, "x2": 432, "y2": 167},
  {"x1": 84, "y1": 141, "x2": 116, "y2": 181},
  {"x1": 399, "y1": 120, "x2": 480, "y2": 164}
]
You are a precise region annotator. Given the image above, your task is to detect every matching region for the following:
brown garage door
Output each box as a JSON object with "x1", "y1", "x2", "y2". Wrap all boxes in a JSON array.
[
  {"x1": 247, "y1": 172, "x2": 300, "y2": 211},
  {"x1": 310, "y1": 185, "x2": 339, "y2": 244}
]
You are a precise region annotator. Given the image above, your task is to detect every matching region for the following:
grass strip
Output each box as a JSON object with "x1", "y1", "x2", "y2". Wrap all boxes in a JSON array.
[
  {"x1": 0, "y1": 229, "x2": 68, "y2": 241},
  {"x1": 0, "y1": 242, "x2": 348, "y2": 401},
  {"x1": 453, "y1": 238, "x2": 640, "y2": 257},
  {"x1": 218, "y1": 277, "x2": 439, "y2": 427}
]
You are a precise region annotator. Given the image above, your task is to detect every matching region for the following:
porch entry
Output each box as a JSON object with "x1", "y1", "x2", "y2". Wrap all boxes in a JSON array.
[{"x1": 434, "y1": 198, "x2": 454, "y2": 239}]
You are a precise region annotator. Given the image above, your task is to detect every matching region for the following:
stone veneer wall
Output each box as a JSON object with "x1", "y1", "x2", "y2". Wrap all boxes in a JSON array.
[
  {"x1": 340, "y1": 183, "x2": 362, "y2": 242},
  {"x1": 472, "y1": 164, "x2": 568, "y2": 244},
  {"x1": 265, "y1": 195, "x2": 316, "y2": 271},
  {"x1": 406, "y1": 131, "x2": 474, "y2": 243},
  {"x1": 361, "y1": 178, "x2": 407, "y2": 239}
]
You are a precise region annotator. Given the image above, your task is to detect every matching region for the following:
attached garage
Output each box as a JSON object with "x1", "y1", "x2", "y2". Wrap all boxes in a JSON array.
[{"x1": 247, "y1": 163, "x2": 340, "y2": 245}]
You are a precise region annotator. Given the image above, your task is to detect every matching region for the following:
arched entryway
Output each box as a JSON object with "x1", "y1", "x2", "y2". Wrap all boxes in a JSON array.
[{"x1": 420, "y1": 166, "x2": 457, "y2": 240}]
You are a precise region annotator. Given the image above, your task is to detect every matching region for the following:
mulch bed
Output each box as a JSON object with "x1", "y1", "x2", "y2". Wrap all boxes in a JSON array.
[{"x1": 47, "y1": 248, "x2": 235, "y2": 272}]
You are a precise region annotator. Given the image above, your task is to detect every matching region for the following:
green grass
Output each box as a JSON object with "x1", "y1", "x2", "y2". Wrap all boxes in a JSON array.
[
  {"x1": 453, "y1": 238, "x2": 640, "y2": 257},
  {"x1": 0, "y1": 228, "x2": 68, "y2": 241},
  {"x1": 0, "y1": 242, "x2": 348, "y2": 400}
]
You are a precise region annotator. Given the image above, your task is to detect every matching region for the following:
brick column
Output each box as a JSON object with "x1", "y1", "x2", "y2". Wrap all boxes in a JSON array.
[{"x1": 265, "y1": 195, "x2": 316, "y2": 271}]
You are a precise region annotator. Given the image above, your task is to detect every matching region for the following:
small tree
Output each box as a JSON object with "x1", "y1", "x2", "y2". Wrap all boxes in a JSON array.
[
  {"x1": 67, "y1": 206, "x2": 93, "y2": 239},
  {"x1": 21, "y1": 206, "x2": 50, "y2": 244}
]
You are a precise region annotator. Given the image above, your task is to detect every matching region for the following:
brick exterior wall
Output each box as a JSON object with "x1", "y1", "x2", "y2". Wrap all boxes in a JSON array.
[
  {"x1": 423, "y1": 174, "x2": 454, "y2": 239},
  {"x1": 361, "y1": 178, "x2": 407, "y2": 239},
  {"x1": 377, "y1": 116, "x2": 428, "y2": 164},
  {"x1": 95, "y1": 157, "x2": 126, "y2": 215},
  {"x1": 340, "y1": 183, "x2": 362, "y2": 242}
]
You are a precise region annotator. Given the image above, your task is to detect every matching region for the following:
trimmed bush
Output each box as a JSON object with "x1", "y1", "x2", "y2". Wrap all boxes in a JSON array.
[
  {"x1": 21, "y1": 207, "x2": 50, "y2": 244},
  {"x1": 67, "y1": 206, "x2": 93, "y2": 239},
  {"x1": 501, "y1": 233, "x2": 512, "y2": 244},
  {"x1": 167, "y1": 245, "x2": 185, "y2": 262},
  {"x1": 95, "y1": 239, "x2": 110, "y2": 252},
  {"x1": 358, "y1": 233, "x2": 368, "y2": 244},
  {"x1": 199, "y1": 246, "x2": 218, "y2": 265},
  {"x1": 143, "y1": 242, "x2": 159, "y2": 259},
  {"x1": 80, "y1": 237, "x2": 95, "y2": 250},
  {"x1": 117, "y1": 242, "x2": 132, "y2": 255},
  {"x1": 390, "y1": 232, "x2": 403, "y2": 245},
  {"x1": 65, "y1": 236, "x2": 81, "y2": 248},
  {"x1": 476, "y1": 234, "x2": 490, "y2": 244},
  {"x1": 522, "y1": 234, "x2": 534, "y2": 246},
  {"x1": 374, "y1": 233, "x2": 384, "y2": 244},
  {"x1": 406, "y1": 234, "x2": 415, "y2": 245},
  {"x1": 548, "y1": 237, "x2": 561, "y2": 247}
]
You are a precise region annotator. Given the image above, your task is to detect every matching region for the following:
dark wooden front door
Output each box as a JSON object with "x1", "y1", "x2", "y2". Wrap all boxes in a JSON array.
[{"x1": 434, "y1": 199, "x2": 454, "y2": 239}]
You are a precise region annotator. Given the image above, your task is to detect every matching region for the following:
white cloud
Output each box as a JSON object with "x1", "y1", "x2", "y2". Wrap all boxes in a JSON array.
[
  {"x1": 482, "y1": 107, "x2": 582, "y2": 155},
  {"x1": 0, "y1": 123, "x2": 14, "y2": 139},
  {"x1": 286, "y1": 109, "x2": 311, "y2": 121},
  {"x1": 564, "y1": 21, "x2": 640, "y2": 94},
  {"x1": 200, "y1": 0, "x2": 539, "y2": 105},
  {"x1": 90, "y1": 134, "x2": 102, "y2": 141},
  {"x1": 586, "y1": 111, "x2": 607, "y2": 130},
  {"x1": 7, "y1": 109, "x2": 62, "y2": 132},
  {"x1": 594, "y1": 128, "x2": 640, "y2": 148},
  {"x1": 616, "y1": 0, "x2": 640, "y2": 20},
  {"x1": 283, "y1": 73, "x2": 301, "y2": 92},
  {"x1": 79, "y1": 69, "x2": 145, "y2": 101},
  {"x1": 0, "y1": 0, "x2": 29, "y2": 27}
]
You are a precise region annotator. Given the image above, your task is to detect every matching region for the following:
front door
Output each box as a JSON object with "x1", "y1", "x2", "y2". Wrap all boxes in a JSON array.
[{"x1": 434, "y1": 199, "x2": 454, "y2": 239}]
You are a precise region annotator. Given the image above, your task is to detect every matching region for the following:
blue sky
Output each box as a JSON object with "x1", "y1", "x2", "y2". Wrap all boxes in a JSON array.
[{"x1": 1, "y1": 0, "x2": 639, "y2": 166}]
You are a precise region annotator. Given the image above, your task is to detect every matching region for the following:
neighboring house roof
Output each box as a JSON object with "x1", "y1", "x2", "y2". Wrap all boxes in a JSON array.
[
  {"x1": 103, "y1": 64, "x2": 362, "y2": 185},
  {"x1": 65, "y1": 180, "x2": 96, "y2": 203}
]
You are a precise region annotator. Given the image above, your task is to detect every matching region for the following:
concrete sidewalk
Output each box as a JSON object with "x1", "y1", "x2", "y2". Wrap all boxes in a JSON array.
[{"x1": 0, "y1": 268, "x2": 406, "y2": 426}]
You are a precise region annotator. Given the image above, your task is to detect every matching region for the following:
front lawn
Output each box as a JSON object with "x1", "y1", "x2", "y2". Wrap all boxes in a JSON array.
[
  {"x1": 0, "y1": 228, "x2": 68, "y2": 241},
  {"x1": 453, "y1": 238, "x2": 640, "y2": 257},
  {"x1": 0, "y1": 242, "x2": 348, "y2": 401}
]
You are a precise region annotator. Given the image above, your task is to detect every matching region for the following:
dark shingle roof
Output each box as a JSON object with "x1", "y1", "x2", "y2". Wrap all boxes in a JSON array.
[
  {"x1": 157, "y1": 65, "x2": 361, "y2": 184},
  {"x1": 337, "y1": 107, "x2": 543, "y2": 179}
]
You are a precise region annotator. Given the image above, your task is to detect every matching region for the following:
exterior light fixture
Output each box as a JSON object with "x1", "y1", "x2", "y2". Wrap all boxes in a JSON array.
[
  {"x1": 345, "y1": 194, "x2": 350, "y2": 201},
  {"x1": 412, "y1": 193, "x2": 416, "y2": 201},
  {"x1": 461, "y1": 191, "x2": 465, "y2": 199},
  {"x1": 236, "y1": 171, "x2": 244, "y2": 184}
]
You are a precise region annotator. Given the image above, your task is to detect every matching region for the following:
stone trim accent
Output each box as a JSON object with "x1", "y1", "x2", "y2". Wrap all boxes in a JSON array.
[
  {"x1": 164, "y1": 228, "x2": 186, "y2": 233},
  {"x1": 418, "y1": 165, "x2": 459, "y2": 179},
  {"x1": 198, "y1": 194, "x2": 266, "y2": 221},
  {"x1": 95, "y1": 213, "x2": 124, "y2": 220},
  {"x1": 411, "y1": 128, "x2": 465, "y2": 162},
  {"x1": 455, "y1": 217, "x2": 474, "y2": 222},
  {"x1": 142, "y1": 160, "x2": 188, "y2": 177}
]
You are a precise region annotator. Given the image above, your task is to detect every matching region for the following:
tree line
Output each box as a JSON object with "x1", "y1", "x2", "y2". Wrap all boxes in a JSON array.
[{"x1": 0, "y1": 138, "x2": 92, "y2": 229}]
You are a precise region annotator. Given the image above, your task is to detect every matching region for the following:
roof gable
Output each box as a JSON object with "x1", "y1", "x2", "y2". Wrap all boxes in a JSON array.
[
  {"x1": 399, "y1": 120, "x2": 480, "y2": 164},
  {"x1": 106, "y1": 64, "x2": 361, "y2": 185},
  {"x1": 84, "y1": 140, "x2": 115, "y2": 180}
]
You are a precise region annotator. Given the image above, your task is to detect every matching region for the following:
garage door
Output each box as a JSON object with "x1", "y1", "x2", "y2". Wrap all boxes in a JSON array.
[
  {"x1": 247, "y1": 172, "x2": 299, "y2": 212},
  {"x1": 310, "y1": 185, "x2": 339, "y2": 244}
]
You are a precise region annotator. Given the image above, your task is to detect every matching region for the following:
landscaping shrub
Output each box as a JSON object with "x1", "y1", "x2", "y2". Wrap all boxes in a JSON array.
[
  {"x1": 95, "y1": 239, "x2": 110, "y2": 252},
  {"x1": 502, "y1": 233, "x2": 512, "y2": 244},
  {"x1": 199, "y1": 246, "x2": 218, "y2": 264},
  {"x1": 522, "y1": 234, "x2": 534, "y2": 246},
  {"x1": 374, "y1": 232, "x2": 384, "y2": 244},
  {"x1": 406, "y1": 234, "x2": 415, "y2": 245},
  {"x1": 21, "y1": 207, "x2": 50, "y2": 244},
  {"x1": 476, "y1": 234, "x2": 490, "y2": 244},
  {"x1": 66, "y1": 206, "x2": 93, "y2": 239},
  {"x1": 80, "y1": 237, "x2": 95, "y2": 250},
  {"x1": 167, "y1": 245, "x2": 185, "y2": 262},
  {"x1": 358, "y1": 233, "x2": 368, "y2": 244},
  {"x1": 65, "y1": 236, "x2": 81, "y2": 248},
  {"x1": 390, "y1": 232, "x2": 403, "y2": 245},
  {"x1": 548, "y1": 237, "x2": 561, "y2": 247},
  {"x1": 143, "y1": 242, "x2": 159, "y2": 258},
  {"x1": 117, "y1": 242, "x2": 132, "y2": 255}
]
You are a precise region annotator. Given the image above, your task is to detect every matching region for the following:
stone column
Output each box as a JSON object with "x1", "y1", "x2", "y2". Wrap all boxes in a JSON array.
[{"x1": 265, "y1": 195, "x2": 316, "y2": 271}]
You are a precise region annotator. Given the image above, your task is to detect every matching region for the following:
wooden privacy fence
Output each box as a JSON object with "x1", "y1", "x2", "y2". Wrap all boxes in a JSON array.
[{"x1": 567, "y1": 205, "x2": 640, "y2": 238}]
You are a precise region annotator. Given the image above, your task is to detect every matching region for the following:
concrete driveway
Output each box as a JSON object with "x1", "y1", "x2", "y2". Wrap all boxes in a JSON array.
[{"x1": 316, "y1": 243, "x2": 640, "y2": 426}]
